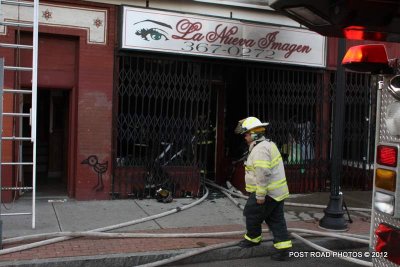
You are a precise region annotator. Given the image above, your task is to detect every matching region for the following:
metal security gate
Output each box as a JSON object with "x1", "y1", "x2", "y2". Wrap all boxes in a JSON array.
[
  {"x1": 247, "y1": 65, "x2": 375, "y2": 193},
  {"x1": 247, "y1": 66, "x2": 328, "y2": 193},
  {"x1": 112, "y1": 54, "x2": 216, "y2": 198},
  {"x1": 113, "y1": 55, "x2": 375, "y2": 197},
  {"x1": 334, "y1": 72, "x2": 376, "y2": 190}
]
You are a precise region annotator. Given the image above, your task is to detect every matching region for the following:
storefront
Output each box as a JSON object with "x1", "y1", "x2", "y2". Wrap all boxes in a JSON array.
[
  {"x1": 1, "y1": 1, "x2": 384, "y2": 202},
  {"x1": 112, "y1": 6, "x2": 330, "y2": 198}
]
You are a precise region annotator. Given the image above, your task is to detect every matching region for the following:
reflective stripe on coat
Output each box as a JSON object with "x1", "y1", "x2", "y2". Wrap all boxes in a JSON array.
[{"x1": 244, "y1": 137, "x2": 289, "y2": 201}]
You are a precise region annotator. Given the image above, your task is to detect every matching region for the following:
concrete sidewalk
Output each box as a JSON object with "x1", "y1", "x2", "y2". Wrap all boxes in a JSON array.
[{"x1": 0, "y1": 190, "x2": 372, "y2": 266}]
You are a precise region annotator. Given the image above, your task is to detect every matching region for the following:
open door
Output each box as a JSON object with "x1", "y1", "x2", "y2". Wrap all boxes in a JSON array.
[
  {"x1": 47, "y1": 91, "x2": 69, "y2": 186},
  {"x1": 23, "y1": 89, "x2": 69, "y2": 197}
]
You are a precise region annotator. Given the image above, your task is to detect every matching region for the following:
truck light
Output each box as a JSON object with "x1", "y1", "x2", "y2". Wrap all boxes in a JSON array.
[
  {"x1": 375, "y1": 223, "x2": 400, "y2": 265},
  {"x1": 377, "y1": 145, "x2": 398, "y2": 167},
  {"x1": 343, "y1": 26, "x2": 386, "y2": 41},
  {"x1": 341, "y1": 44, "x2": 389, "y2": 72},
  {"x1": 388, "y1": 75, "x2": 400, "y2": 100},
  {"x1": 386, "y1": 102, "x2": 400, "y2": 135},
  {"x1": 375, "y1": 169, "x2": 396, "y2": 192},
  {"x1": 343, "y1": 26, "x2": 364, "y2": 40},
  {"x1": 374, "y1": 192, "x2": 394, "y2": 215}
]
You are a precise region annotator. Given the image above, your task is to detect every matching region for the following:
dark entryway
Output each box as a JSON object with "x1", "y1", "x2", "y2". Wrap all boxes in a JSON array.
[{"x1": 22, "y1": 89, "x2": 69, "y2": 197}]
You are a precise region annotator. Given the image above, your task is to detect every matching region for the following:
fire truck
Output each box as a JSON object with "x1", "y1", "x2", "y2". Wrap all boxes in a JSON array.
[
  {"x1": 270, "y1": 1, "x2": 400, "y2": 266},
  {"x1": 342, "y1": 44, "x2": 400, "y2": 267}
]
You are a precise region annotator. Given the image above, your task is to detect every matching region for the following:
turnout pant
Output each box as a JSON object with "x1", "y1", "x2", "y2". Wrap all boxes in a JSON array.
[{"x1": 243, "y1": 193, "x2": 292, "y2": 250}]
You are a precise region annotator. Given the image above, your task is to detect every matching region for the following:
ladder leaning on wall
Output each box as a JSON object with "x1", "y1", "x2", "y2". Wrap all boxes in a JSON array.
[{"x1": 0, "y1": 0, "x2": 39, "y2": 230}]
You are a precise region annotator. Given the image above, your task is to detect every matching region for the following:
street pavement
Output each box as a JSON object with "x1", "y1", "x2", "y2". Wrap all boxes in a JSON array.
[
  {"x1": 168, "y1": 247, "x2": 370, "y2": 267},
  {"x1": 0, "y1": 187, "x2": 372, "y2": 267}
]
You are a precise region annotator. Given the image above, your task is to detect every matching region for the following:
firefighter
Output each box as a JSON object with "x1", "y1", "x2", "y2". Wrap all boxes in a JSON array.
[{"x1": 235, "y1": 116, "x2": 292, "y2": 261}]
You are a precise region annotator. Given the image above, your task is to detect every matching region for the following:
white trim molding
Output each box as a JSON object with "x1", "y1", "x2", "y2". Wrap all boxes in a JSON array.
[{"x1": 0, "y1": 3, "x2": 107, "y2": 44}]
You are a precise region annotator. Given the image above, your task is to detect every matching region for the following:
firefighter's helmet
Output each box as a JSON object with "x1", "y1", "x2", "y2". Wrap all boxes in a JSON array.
[
  {"x1": 235, "y1": 117, "x2": 269, "y2": 135},
  {"x1": 156, "y1": 188, "x2": 173, "y2": 203}
]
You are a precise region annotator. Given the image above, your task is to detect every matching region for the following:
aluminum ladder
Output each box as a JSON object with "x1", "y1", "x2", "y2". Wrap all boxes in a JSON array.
[{"x1": 0, "y1": 0, "x2": 39, "y2": 230}]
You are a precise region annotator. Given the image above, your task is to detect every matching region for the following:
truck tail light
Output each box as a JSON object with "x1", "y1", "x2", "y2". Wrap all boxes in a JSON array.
[
  {"x1": 377, "y1": 145, "x2": 398, "y2": 167},
  {"x1": 374, "y1": 192, "x2": 395, "y2": 215},
  {"x1": 375, "y1": 223, "x2": 400, "y2": 265},
  {"x1": 375, "y1": 168, "x2": 396, "y2": 192},
  {"x1": 342, "y1": 44, "x2": 389, "y2": 72},
  {"x1": 375, "y1": 145, "x2": 397, "y2": 192}
]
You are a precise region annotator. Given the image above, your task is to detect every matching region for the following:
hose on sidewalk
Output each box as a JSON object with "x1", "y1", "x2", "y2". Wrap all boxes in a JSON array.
[
  {"x1": 0, "y1": 187, "x2": 210, "y2": 255},
  {"x1": 208, "y1": 181, "x2": 372, "y2": 267},
  {"x1": 132, "y1": 230, "x2": 371, "y2": 267},
  {"x1": 1, "y1": 182, "x2": 371, "y2": 267},
  {"x1": 2, "y1": 227, "x2": 368, "y2": 246},
  {"x1": 129, "y1": 181, "x2": 372, "y2": 267},
  {"x1": 220, "y1": 188, "x2": 369, "y2": 241},
  {"x1": 86, "y1": 182, "x2": 372, "y2": 267},
  {"x1": 291, "y1": 233, "x2": 372, "y2": 267},
  {"x1": 3, "y1": 230, "x2": 247, "y2": 245},
  {"x1": 135, "y1": 241, "x2": 242, "y2": 267}
]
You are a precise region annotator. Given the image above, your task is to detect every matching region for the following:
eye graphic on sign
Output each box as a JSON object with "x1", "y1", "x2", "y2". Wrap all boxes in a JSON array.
[{"x1": 133, "y1": 19, "x2": 172, "y2": 41}]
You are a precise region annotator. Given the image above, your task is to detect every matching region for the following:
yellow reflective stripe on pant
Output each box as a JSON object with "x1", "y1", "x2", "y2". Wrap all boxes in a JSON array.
[
  {"x1": 244, "y1": 234, "x2": 262, "y2": 243},
  {"x1": 273, "y1": 240, "x2": 292, "y2": 249}
]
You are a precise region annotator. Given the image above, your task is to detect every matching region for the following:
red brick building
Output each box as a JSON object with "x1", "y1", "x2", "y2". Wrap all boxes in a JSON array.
[
  {"x1": 1, "y1": 0, "x2": 116, "y2": 201},
  {"x1": 2, "y1": 1, "x2": 400, "y2": 202}
]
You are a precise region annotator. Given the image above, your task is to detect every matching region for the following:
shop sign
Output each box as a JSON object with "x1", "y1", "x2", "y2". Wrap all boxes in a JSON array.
[{"x1": 122, "y1": 6, "x2": 326, "y2": 67}]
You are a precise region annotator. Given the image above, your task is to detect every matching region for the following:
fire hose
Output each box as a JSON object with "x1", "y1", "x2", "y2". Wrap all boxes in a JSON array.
[
  {"x1": 130, "y1": 181, "x2": 373, "y2": 267},
  {"x1": 1, "y1": 183, "x2": 372, "y2": 267},
  {"x1": 0, "y1": 187, "x2": 210, "y2": 255},
  {"x1": 208, "y1": 180, "x2": 371, "y2": 212},
  {"x1": 204, "y1": 180, "x2": 372, "y2": 267}
]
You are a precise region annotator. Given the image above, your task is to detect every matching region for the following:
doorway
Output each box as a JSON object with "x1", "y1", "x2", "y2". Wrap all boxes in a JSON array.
[{"x1": 22, "y1": 89, "x2": 69, "y2": 197}]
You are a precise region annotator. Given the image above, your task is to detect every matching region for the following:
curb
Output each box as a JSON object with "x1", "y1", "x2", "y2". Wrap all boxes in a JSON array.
[{"x1": 0, "y1": 237, "x2": 368, "y2": 267}]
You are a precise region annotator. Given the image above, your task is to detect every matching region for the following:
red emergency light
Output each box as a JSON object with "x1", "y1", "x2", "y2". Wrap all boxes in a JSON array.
[
  {"x1": 342, "y1": 44, "x2": 389, "y2": 73},
  {"x1": 343, "y1": 26, "x2": 387, "y2": 42},
  {"x1": 375, "y1": 223, "x2": 400, "y2": 265},
  {"x1": 377, "y1": 145, "x2": 398, "y2": 167}
]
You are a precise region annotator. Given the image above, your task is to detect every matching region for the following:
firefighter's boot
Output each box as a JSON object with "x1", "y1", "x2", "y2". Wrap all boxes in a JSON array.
[{"x1": 238, "y1": 239, "x2": 261, "y2": 248}]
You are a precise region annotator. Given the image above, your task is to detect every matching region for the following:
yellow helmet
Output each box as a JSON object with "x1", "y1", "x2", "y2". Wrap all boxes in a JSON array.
[{"x1": 235, "y1": 117, "x2": 269, "y2": 134}]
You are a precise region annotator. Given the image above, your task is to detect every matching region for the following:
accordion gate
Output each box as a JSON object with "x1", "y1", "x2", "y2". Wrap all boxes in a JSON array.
[{"x1": 112, "y1": 53, "x2": 376, "y2": 198}]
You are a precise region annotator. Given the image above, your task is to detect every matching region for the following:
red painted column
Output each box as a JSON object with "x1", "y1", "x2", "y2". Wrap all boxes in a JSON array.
[{"x1": 75, "y1": 5, "x2": 117, "y2": 200}]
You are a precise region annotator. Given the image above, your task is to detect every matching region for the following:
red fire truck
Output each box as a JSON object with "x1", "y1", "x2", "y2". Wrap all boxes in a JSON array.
[{"x1": 270, "y1": 1, "x2": 400, "y2": 266}]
